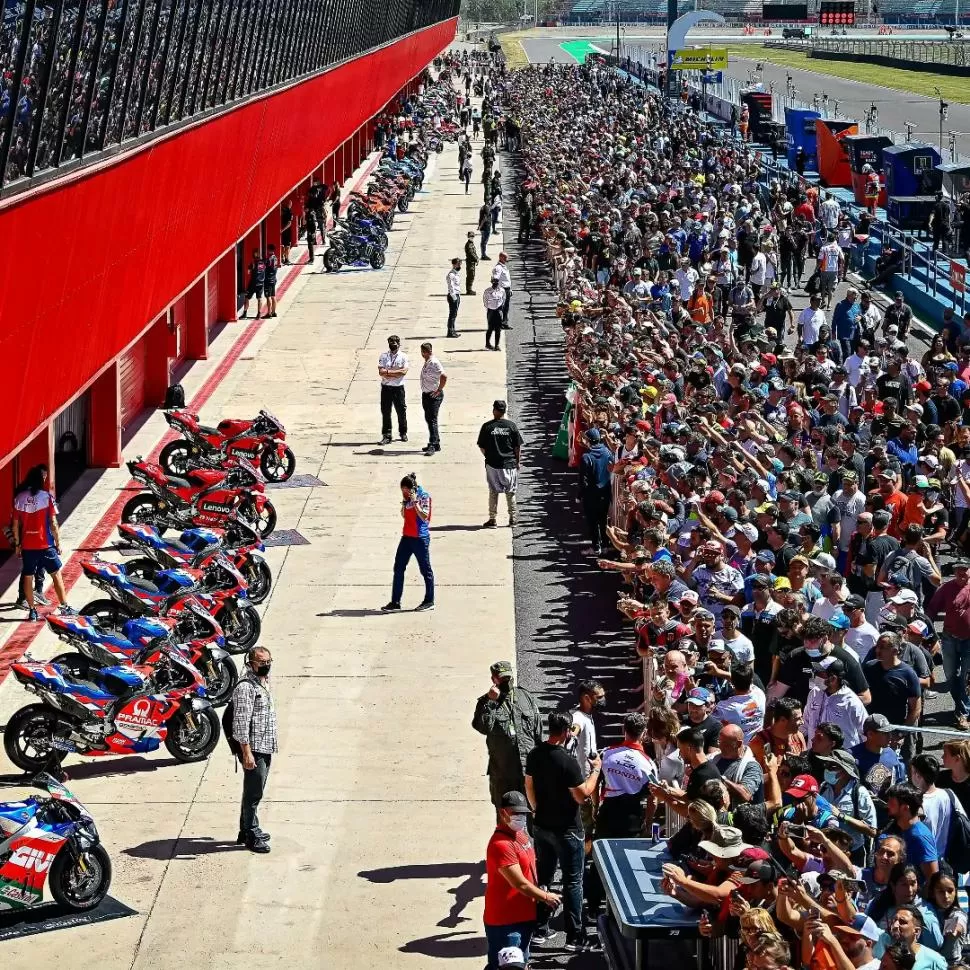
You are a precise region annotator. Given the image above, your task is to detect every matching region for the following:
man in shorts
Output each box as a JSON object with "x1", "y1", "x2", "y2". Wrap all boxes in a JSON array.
[
  {"x1": 817, "y1": 234, "x2": 844, "y2": 310},
  {"x1": 241, "y1": 249, "x2": 266, "y2": 319}
]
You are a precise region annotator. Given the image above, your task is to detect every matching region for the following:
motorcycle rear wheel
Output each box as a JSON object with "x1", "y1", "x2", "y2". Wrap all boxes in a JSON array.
[
  {"x1": 217, "y1": 605, "x2": 262, "y2": 653},
  {"x1": 164, "y1": 708, "x2": 220, "y2": 762},
  {"x1": 49, "y1": 843, "x2": 112, "y2": 912},
  {"x1": 159, "y1": 440, "x2": 196, "y2": 476},
  {"x1": 259, "y1": 445, "x2": 296, "y2": 483},
  {"x1": 4, "y1": 704, "x2": 66, "y2": 773},
  {"x1": 121, "y1": 494, "x2": 160, "y2": 526}
]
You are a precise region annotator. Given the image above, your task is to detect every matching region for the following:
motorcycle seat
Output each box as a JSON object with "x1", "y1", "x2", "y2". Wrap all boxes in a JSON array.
[
  {"x1": 164, "y1": 475, "x2": 192, "y2": 490},
  {"x1": 128, "y1": 576, "x2": 161, "y2": 595},
  {"x1": 197, "y1": 425, "x2": 221, "y2": 436}
]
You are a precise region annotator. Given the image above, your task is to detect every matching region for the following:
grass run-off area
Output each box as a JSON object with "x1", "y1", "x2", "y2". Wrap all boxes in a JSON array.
[
  {"x1": 723, "y1": 43, "x2": 970, "y2": 105},
  {"x1": 498, "y1": 30, "x2": 534, "y2": 69}
]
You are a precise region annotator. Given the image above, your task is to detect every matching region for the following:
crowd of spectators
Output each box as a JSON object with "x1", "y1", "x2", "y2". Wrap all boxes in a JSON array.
[{"x1": 482, "y1": 58, "x2": 970, "y2": 968}]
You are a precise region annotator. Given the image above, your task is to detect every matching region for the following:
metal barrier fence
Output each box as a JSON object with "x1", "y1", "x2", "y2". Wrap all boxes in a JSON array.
[{"x1": 769, "y1": 36, "x2": 970, "y2": 67}]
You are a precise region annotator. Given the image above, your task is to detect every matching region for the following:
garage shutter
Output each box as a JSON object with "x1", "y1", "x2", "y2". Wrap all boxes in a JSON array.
[
  {"x1": 207, "y1": 266, "x2": 220, "y2": 332},
  {"x1": 120, "y1": 340, "x2": 147, "y2": 429}
]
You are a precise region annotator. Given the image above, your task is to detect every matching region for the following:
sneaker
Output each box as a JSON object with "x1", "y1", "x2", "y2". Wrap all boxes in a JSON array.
[
  {"x1": 400, "y1": 434, "x2": 408, "y2": 442},
  {"x1": 380, "y1": 436, "x2": 392, "y2": 445},
  {"x1": 381, "y1": 601, "x2": 402, "y2": 612},
  {"x1": 483, "y1": 519, "x2": 497, "y2": 528},
  {"x1": 415, "y1": 601, "x2": 435, "y2": 612},
  {"x1": 564, "y1": 936, "x2": 595, "y2": 952},
  {"x1": 531, "y1": 928, "x2": 554, "y2": 944},
  {"x1": 423, "y1": 445, "x2": 436, "y2": 456},
  {"x1": 58, "y1": 605, "x2": 77, "y2": 616},
  {"x1": 27, "y1": 609, "x2": 39, "y2": 622},
  {"x1": 33, "y1": 591, "x2": 48, "y2": 606},
  {"x1": 15, "y1": 597, "x2": 28, "y2": 610},
  {"x1": 924, "y1": 689, "x2": 939, "y2": 700}
]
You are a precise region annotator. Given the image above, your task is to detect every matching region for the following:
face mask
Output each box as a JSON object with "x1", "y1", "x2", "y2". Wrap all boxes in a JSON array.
[
  {"x1": 805, "y1": 648, "x2": 822, "y2": 659},
  {"x1": 823, "y1": 770, "x2": 840, "y2": 786},
  {"x1": 811, "y1": 676, "x2": 826, "y2": 690},
  {"x1": 253, "y1": 663, "x2": 271, "y2": 677},
  {"x1": 508, "y1": 815, "x2": 528, "y2": 832}
]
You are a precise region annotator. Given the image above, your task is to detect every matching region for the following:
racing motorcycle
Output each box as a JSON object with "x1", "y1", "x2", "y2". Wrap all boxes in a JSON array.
[
  {"x1": 79, "y1": 557, "x2": 261, "y2": 654},
  {"x1": 120, "y1": 458, "x2": 277, "y2": 538},
  {"x1": 158, "y1": 409, "x2": 295, "y2": 483},
  {"x1": 336, "y1": 214, "x2": 388, "y2": 251},
  {"x1": 4, "y1": 644, "x2": 220, "y2": 772},
  {"x1": 324, "y1": 228, "x2": 386, "y2": 272},
  {"x1": 117, "y1": 517, "x2": 272, "y2": 604},
  {"x1": 347, "y1": 192, "x2": 395, "y2": 229},
  {"x1": 45, "y1": 607, "x2": 238, "y2": 707},
  {"x1": 0, "y1": 773, "x2": 111, "y2": 913}
]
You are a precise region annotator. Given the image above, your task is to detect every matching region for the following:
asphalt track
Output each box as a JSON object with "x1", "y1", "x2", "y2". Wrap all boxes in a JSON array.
[{"x1": 520, "y1": 34, "x2": 970, "y2": 157}]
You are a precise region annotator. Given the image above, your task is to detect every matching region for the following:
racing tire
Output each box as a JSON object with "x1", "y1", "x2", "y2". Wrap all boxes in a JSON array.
[
  {"x1": 164, "y1": 707, "x2": 220, "y2": 762},
  {"x1": 123, "y1": 557, "x2": 161, "y2": 583},
  {"x1": 370, "y1": 249, "x2": 386, "y2": 270},
  {"x1": 4, "y1": 704, "x2": 66, "y2": 773},
  {"x1": 48, "y1": 842, "x2": 112, "y2": 912},
  {"x1": 435, "y1": 142, "x2": 443, "y2": 153},
  {"x1": 241, "y1": 556, "x2": 272, "y2": 604},
  {"x1": 397, "y1": 196, "x2": 409, "y2": 213},
  {"x1": 323, "y1": 249, "x2": 342, "y2": 273},
  {"x1": 259, "y1": 445, "x2": 296, "y2": 483},
  {"x1": 254, "y1": 501, "x2": 277, "y2": 538},
  {"x1": 159, "y1": 440, "x2": 196, "y2": 476},
  {"x1": 203, "y1": 655, "x2": 238, "y2": 707},
  {"x1": 217, "y1": 605, "x2": 262, "y2": 654},
  {"x1": 121, "y1": 494, "x2": 161, "y2": 526}
]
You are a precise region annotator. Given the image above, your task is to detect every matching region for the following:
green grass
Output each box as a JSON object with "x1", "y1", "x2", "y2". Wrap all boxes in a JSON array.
[
  {"x1": 723, "y1": 43, "x2": 970, "y2": 105},
  {"x1": 498, "y1": 31, "x2": 531, "y2": 69}
]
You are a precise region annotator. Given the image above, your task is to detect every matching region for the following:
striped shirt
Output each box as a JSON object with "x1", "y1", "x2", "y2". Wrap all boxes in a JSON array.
[{"x1": 420, "y1": 355, "x2": 445, "y2": 394}]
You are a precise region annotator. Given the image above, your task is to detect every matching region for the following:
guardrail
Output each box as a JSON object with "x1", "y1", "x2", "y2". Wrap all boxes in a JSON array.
[{"x1": 768, "y1": 35, "x2": 970, "y2": 66}]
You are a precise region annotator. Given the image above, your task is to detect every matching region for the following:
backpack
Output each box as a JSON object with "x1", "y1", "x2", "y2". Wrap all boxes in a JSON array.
[
  {"x1": 222, "y1": 699, "x2": 242, "y2": 761},
  {"x1": 945, "y1": 789, "x2": 970, "y2": 874},
  {"x1": 164, "y1": 383, "x2": 186, "y2": 409}
]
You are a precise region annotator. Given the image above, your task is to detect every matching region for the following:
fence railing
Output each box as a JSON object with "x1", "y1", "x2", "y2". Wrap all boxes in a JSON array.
[{"x1": 769, "y1": 35, "x2": 970, "y2": 66}]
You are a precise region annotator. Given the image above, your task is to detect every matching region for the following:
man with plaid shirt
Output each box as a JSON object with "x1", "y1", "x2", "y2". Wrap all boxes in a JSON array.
[{"x1": 232, "y1": 646, "x2": 278, "y2": 853}]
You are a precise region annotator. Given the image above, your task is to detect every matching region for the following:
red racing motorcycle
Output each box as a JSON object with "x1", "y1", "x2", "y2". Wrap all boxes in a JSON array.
[
  {"x1": 120, "y1": 458, "x2": 277, "y2": 537},
  {"x1": 159, "y1": 409, "x2": 295, "y2": 482}
]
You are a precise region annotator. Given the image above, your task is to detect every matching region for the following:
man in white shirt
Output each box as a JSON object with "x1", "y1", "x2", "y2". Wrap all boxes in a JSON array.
[
  {"x1": 569, "y1": 680, "x2": 605, "y2": 780},
  {"x1": 818, "y1": 236, "x2": 844, "y2": 309},
  {"x1": 483, "y1": 274, "x2": 507, "y2": 351},
  {"x1": 714, "y1": 666, "x2": 766, "y2": 742},
  {"x1": 843, "y1": 595, "x2": 880, "y2": 662},
  {"x1": 798, "y1": 294, "x2": 826, "y2": 348},
  {"x1": 445, "y1": 258, "x2": 462, "y2": 338},
  {"x1": 803, "y1": 657, "x2": 867, "y2": 747},
  {"x1": 493, "y1": 252, "x2": 513, "y2": 327},
  {"x1": 844, "y1": 339, "x2": 872, "y2": 389},
  {"x1": 820, "y1": 192, "x2": 841, "y2": 232},
  {"x1": 748, "y1": 244, "x2": 767, "y2": 301},
  {"x1": 419, "y1": 342, "x2": 447, "y2": 456},
  {"x1": 674, "y1": 257, "x2": 699, "y2": 301},
  {"x1": 378, "y1": 334, "x2": 409, "y2": 445}
]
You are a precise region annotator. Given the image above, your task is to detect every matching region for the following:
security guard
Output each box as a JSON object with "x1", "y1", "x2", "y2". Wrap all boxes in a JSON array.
[
  {"x1": 464, "y1": 231, "x2": 480, "y2": 295},
  {"x1": 473, "y1": 660, "x2": 541, "y2": 811}
]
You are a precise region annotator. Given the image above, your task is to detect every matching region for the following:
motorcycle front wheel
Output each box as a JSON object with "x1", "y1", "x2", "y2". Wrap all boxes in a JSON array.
[
  {"x1": 203, "y1": 655, "x2": 238, "y2": 707},
  {"x1": 4, "y1": 704, "x2": 66, "y2": 773},
  {"x1": 255, "y1": 501, "x2": 277, "y2": 538},
  {"x1": 48, "y1": 843, "x2": 112, "y2": 912},
  {"x1": 397, "y1": 196, "x2": 410, "y2": 213},
  {"x1": 164, "y1": 708, "x2": 220, "y2": 762},
  {"x1": 241, "y1": 556, "x2": 272, "y2": 604},
  {"x1": 323, "y1": 250, "x2": 342, "y2": 273},
  {"x1": 259, "y1": 445, "x2": 296, "y2": 483},
  {"x1": 121, "y1": 494, "x2": 161, "y2": 526},
  {"x1": 217, "y1": 605, "x2": 262, "y2": 653},
  {"x1": 370, "y1": 249, "x2": 386, "y2": 270}
]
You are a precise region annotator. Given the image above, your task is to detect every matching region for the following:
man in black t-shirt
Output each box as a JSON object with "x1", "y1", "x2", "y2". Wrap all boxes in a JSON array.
[
  {"x1": 525, "y1": 711, "x2": 600, "y2": 948},
  {"x1": 681, "y1": 687, "x2": 723, "y2": 751},
  {"x1": 477, "y1": 400, "x2": 524, "y2": 529}
]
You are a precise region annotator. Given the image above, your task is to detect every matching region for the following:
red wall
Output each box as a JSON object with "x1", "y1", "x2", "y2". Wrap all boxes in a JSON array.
[{"x1": 0, "y1": 19, "x2": 456, "y2": 467}]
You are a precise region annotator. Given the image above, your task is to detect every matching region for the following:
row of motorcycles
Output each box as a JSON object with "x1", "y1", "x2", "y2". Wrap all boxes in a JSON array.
[{"x1": 0, "y1": 406, "x2": 294, "y2": 915}]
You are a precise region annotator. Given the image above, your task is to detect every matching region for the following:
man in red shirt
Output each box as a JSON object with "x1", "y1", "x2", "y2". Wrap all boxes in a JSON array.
[
  {"x1": 927, "y1": 560, "x2": 970, "y2": 730},
  {"x1": 484, "y1": 792, "x2": 560, "y2": 968}
]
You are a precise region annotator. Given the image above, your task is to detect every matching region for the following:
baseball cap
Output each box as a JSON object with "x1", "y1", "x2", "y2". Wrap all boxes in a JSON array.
[
  {"x1": 907, "y1": 620, "x2": 930, "y2": 637},
  {"x1": 920, "y1": 454, "x2": 940, "y2": 469},
  {"x1": 730, "y1": 523, "x2": 759, "y2": 542},
  {"x1": 810, "y1": 553, "x2": 837, "y2": 571},
  {"x1": 722, "y1": 605, "x2": 741, "y2": 618},
  {"x1": 864, "y1": 713, "x2": 892, "y2": 733},
  {"x1": 785, "y1": 774, "x2": 820, "y2": 799},
  {"x1": 679, "y1": 589, "x2": 700, "y2": 604},
  {"x1": 813, "y1": 657, "x2": 846, "y2": 678},
  {"x1": 836, "y1": 914, "x2": 881, "y2": 943},
  {"x1": 756, "y1": 549, "x2": 776, "y2": 564},
  {"x1": 827, "y1": 613, "x2": 850, "y2": 631},
  {"x1": 913, "y1": 475, "x2": 930, "y2": 489},
  {"x1": 726, "y1": 639, "x2": 755, "y2": 665},
  {"x1": 491, "y1": 660, "x2": 514, "y2": 677},
  {"x1": 698, "y1": 825, "x2": 751, "y2": 859},
  {"x1": 737, "y1": 859, "x2": 777, "y2": 885},
  {"x1": 844, "y1": 594, "x2": 866, "y2": 611},
  {"x1": 497, "y1": 946, "x2": 527, "y2": 969},
  {"x1": 586, "y1": 428, "x2": 602, "y2": 443},
  {"x1": 500, "y1": 791, "x2": 532, "y2": 815},
  {"x1": 889, "y1": 589, "x2": 919, "y2": 605},
  {"x1": 686, "y1": 687, "x2": 715, "y2": 706},
  {"x1": 693, "y1": 608, "x2": 716, "y2": 622}
]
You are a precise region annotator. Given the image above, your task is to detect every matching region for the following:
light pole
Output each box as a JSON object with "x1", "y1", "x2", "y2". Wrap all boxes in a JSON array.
[
  {"x1": 936, "y1": 87, "x2": 949, "y2": 152},
  {"x1": 904, "y1": 119, "x2": 915, "y2": 142}
]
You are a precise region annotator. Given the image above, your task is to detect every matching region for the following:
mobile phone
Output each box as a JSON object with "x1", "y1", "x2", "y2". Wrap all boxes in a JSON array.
[
  {"x1": 788, "y1": 823, "x2": 808, "y2": 839},
  {"x1": 809, "y1": 907, "x2": 821, "y2": 920}
]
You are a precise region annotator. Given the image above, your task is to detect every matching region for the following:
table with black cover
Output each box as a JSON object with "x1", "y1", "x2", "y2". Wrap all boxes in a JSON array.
[{"x1": 593, "y1": 838, "x2": 704, "y2": 970}]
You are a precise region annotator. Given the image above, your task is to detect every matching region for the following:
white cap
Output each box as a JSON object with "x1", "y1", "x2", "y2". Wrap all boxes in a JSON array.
[{"x1": 498, "y1": 947, "x2": 527, "y2": 969}]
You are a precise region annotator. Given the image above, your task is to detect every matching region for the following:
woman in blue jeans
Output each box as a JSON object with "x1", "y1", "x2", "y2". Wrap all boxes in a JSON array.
[{"x1": 382, "y1": 473, "x2": 435, "y2": 612}]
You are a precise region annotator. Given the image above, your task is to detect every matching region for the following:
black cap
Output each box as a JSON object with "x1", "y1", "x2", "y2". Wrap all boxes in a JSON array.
[
  {"x1": 493, "y1": 400, "x2": 508, "y2": 413},
  {"x1": 500, "y1": 791, "x2": 532, "y2": 815},
  {"x1": 844, "y1": 594, "x2": 866, "y2": 610}
]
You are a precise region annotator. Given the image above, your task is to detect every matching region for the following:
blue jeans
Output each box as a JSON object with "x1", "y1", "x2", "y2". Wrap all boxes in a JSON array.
[
  {"x1": 534, "y1": 826, "x2": 585, "y2": 940},
  {"x1": 943, "y1": 634, "x2": 970, "y2": 717},
  {"x1": 484, "y1": 921, "x2": 534, "y2": 968},
  {"x1": 391, "y1": 536, "x2": 434, "y2": 605}
]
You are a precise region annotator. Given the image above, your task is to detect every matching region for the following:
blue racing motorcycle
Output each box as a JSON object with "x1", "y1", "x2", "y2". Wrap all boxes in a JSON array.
[{"x1": 324, "y1": 229, "x2": 386, "y2": 272}]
